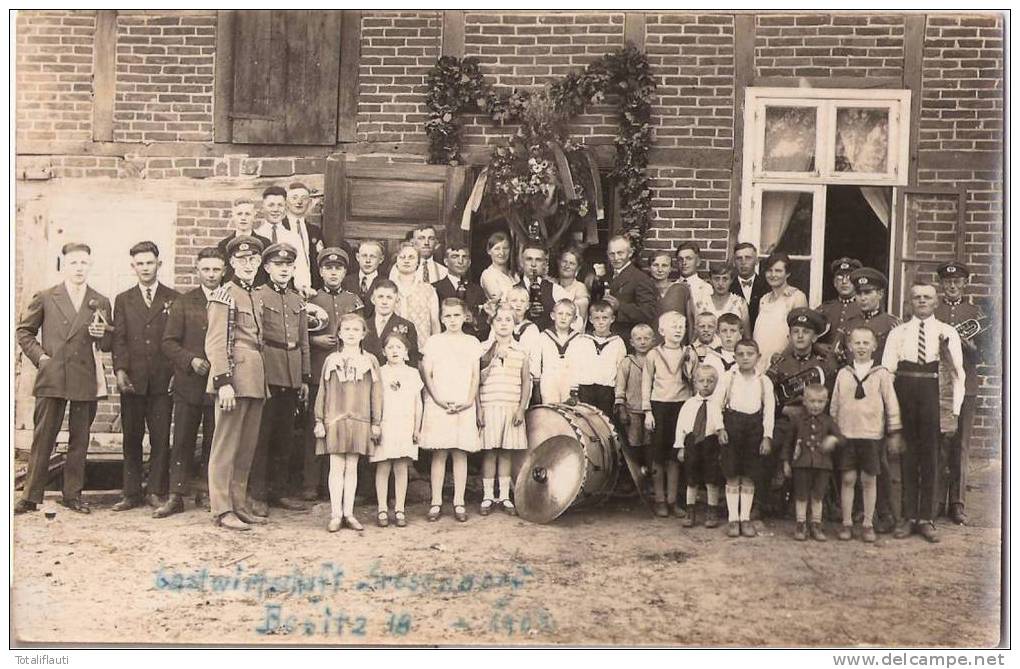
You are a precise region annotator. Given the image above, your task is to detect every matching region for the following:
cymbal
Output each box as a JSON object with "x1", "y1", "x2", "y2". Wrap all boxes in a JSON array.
[{"x1": 513, "y1": 435, "x2": 586, "y2": 524}]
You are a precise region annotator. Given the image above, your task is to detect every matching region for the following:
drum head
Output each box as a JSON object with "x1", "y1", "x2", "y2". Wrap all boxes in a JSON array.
[{"x1": 513, "y1": 435, "x2": 586, "y2": 524}]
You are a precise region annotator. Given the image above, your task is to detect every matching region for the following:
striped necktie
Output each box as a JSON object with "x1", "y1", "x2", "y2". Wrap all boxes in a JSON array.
[
  {"x1": 917, "y1": 320, "x2": 927, "y2": 363},
  {"x1": 144, "y1": 286, "x2": 153, "y2": 308}
]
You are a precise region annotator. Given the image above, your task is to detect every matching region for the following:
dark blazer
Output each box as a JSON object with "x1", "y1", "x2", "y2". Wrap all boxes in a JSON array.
[
  {"x1": 730, "y1": 272, "x2": 769, "y2": 330},
  {"x1": 218, "y1": 231, "x2": 272, "y2": 286},
  {"x1": 433, "y1": 275, "x2": 490, "y2": 341},
  {"x1": 363, "y1": 313, "x2": 421, "y2": 367},
  {"x1": 112, "y1": 283, "x2": 180, "y2": 395},
  {"x1": 16, "y1": 283, "x2": 113, "y2": 401},
  {"x1": 515, "y1": 277, "x2": 557, "y2": 332},
  {"x1": 342, "y1": 271, "x2": 386, "y2": 305},
  {"x1": 608, "y1": 263, "x2": 659, "y2": 337},
  {"x1": 161, "y1": 286, "x2": 212, "y2": 405}
]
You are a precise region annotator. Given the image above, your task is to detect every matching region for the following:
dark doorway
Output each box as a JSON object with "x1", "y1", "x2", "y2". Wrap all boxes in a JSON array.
[{"x1": 822, "y1": 185, "x2": 891, "y2": 302}]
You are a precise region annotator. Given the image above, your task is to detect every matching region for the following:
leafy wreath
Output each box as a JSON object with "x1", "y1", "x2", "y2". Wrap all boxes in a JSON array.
[{"x1": 424, "y1": 44, "x2": 655, "y2": 246}]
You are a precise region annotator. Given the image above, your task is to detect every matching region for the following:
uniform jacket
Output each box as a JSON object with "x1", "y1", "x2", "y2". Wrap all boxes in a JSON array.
[
  {"x1": 783, "y1": 412, "x2": 842, "y2": 470},
  {"x1": 934, "y1": 298, "x2": 984, "y2": 396},
  {"x1": 253, "y1": 283, "x2": 311, "y2": 389},
  {"x1": 608, "y1": 263, "x2": 659, "y2": 337},
  {"x1": 17, "y1": 283, "x2": 113, "y2": 401},
  {"x1": 112, "y1": 282, "x2": 179, "y2": 395},
  {"x1": 363, "y1": 312, "x2": 420, "y2": 367},
  {"x1": 815, "y1": 297, "x2": 863, "y2": 348},
  {"x1": 161, "y1": 286, "x2": 212, "y2": 405},
  {"x1": 308, "y1": 287, "x2": 363, "y2": 382},
  {"x1": 841, "y1": 310, "x2": 901, "y2": 365},
  {"x1": 433, "y1": 275, "x2": 490, "y2": 340},
  {"x1": 729, "y1": 272, "x2": 768, "y2": 329},
  {"x1": 218, "y1": 231, "x2": 272, "y2": 286},
  {"x1": 766, "y1": 346, "x2": 839, "y2": 410},
  {"x1": 206, "y1": 280, "x2": 267, "y2": 399}
]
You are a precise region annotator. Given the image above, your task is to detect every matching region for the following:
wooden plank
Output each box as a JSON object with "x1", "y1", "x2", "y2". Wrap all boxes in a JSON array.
[
  {"x1": 213, "y1": 10, "x2": 235, "y2": 143},
  {"x1": 624, "y1": 12, "x2": 646, "y2": 47},
  {"x1": 752, "y1": 76, "x2": 904, "y2": 89},
  {"x1": 337, "y1": 10, "x2": 362, "y2": 143},
  {"x1": 903, "y1": 14, "x2": 925, "y2": 185},
  {"x1": 323, "y1": 157, "x2": 346, "y2": 245},
  {"x1": 348, "y1": 179, "x2": 445, "y2": 221},
  {"x1": 91, "y1": 10, "x2": 117, "y2": 142},
  {"x1": 444, "y1": 165, "x2": 468, "y2": 245},
  {"x1": 441, "y1": 10, "x2": 465, "y2": 58},
  {"x1": 729, "y1": 14, "x2": 755, "y2": 246}
]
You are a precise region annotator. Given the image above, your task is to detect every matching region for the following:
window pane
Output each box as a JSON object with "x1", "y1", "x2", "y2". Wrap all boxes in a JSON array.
[
  {"x1": 834, "y1": 108, "x2": 889, "y2": 173},
  {"x1": 763, "y1": 106, "x2": 817, "y2": 172},
  {"x1": 760, "y1": 191, "x2": 813, "y2": 256}
]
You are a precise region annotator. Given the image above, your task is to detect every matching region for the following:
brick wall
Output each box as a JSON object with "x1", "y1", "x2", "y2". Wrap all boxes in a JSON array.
[
  {"x1": 15, "y1": 10, "x2": 95, "y2": 144},
  {"x1": 754, "y1": 13, "x2": 905, "y2": 79},
  {"x1": 645, "y1": 13, "x2": 734, "y2": 150},
  {"x1": 357, "y1": 11, "x2": 441, "y2": 148},
  {"x1": 644, "y1": 166, "x2": 732, "y2": 262},
  {"x1": 113, "y1": 12, "x2": 216, "y2": 142},
  {"x1": 461, "y1": 11, "x2": 625, "y2": 147}
]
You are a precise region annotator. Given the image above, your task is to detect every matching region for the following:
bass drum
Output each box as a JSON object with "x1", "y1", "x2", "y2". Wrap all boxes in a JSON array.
[{"x1": 514, "y1": 402, "x2": 621, "y2": 524}]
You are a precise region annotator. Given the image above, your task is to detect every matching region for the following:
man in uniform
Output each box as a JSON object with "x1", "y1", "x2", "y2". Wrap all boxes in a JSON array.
[
  {"x1": 843, "y1": 267, "x2": 902, "y2": 532},
  {"x1": 111, "y1": 241, "x2": 179, "y2": 511},
  {"x1": 206, "y1": 235, "x2": 269, "y2": 531},
  {"x1": 605, "y1": 235, "x2": 659, "y2": 341},
  {"x1": 433, "y1": 242, "x2": 489, "y2": 340},
  {"x1": 882, "y1": 280, "x2": 965, "y2": 543},
  {"x1": 934, "y1": 261, "x2": 984, "y2": 525},
  {"x1": 301, "y1": 247, "x2": 363, "y2": 501},
  {"x1": 156, "y1": 247, "x2": 224, "y2": 518},
  {"x1": 815, "y1": 257, "x2": 863, "y2": 352},
  {"x1": 15, "y1": 242, "x2": 113, "y2": 515},
  {"x1": 517, "y1": 242, "x2": 570, "y2": 332},
  {"x1": 248, "y1": 242, "x2": 311, "y2": 516},
  {"x1": 765, "y1": 308, "x2": 838, "y2": 518}
]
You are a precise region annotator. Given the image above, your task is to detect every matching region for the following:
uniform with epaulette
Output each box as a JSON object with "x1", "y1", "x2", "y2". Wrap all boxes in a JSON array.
[
  {"x1": 841, "y1": 268, "x2": 900, "y2": 365},
  {"x1": 205, "y1": 235, "x2": 268, "y2": 530},
  {"x1": 301, "y1": 247, "x2": 363, "y2": 500},
  {"x1": 816, "y1": 258, "x2": 863, "y2": 355},
  {"x1": 248, "y1": 243, "x2": 312, "y2": 514},
  {"x1": 764, "y1": 308, "x2": 838, "y2": 517},
  {"x1": 934, "y1": 261, "x2": 984, "y2": 525}
]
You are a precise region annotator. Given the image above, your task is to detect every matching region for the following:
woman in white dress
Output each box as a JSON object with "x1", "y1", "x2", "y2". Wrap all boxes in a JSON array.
[
  {"x1": 554, "y1": 245, "x2": 589, "y2": 331},
  {"x1": 479, "y1": 231, "x2": 519, "y2": 305},
  {"x1": 753, "y1": 252, "x2": 808, "y2": 372},
  {"x1": 392, "y1": 242, "x2": 441, "y2": 346}
]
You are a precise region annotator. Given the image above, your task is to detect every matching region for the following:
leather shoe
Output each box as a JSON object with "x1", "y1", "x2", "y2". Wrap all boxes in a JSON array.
[
  {"x1": 250, "y1": 499, "x2": 269, "y2": 517},
  {"x1": 215, "y1": 512, "x2": 251, "y2": 531},
  {"x1": 14, "y1": 499, "x2": 37, "y2": 514},
  {"x1": 917, "y1": 521, "x2": 940, "y2": 543},
  {"x1": 112, "y1": 497, "x2": 141, "y2": 512},
  {"x1": 194, "y1": 492, "x2": 210, "y2": 510},
  {"x1": 892, "y1": 520, "x2": 913, "y2": 539},
  {"x1": 950, "y1": 504, "x2": 968, "y2": 526},
  {"x1": 235, "y1": 508, "x2": 268, "y2": 525},
  {"x1": 270, "y1": 496, "x2": 307, "y2": 511},
  {"x1": 740, "y1": 521, "x2": 757, "y2": 538},
  {"x1": 153, "y1": 494, "x2": 185, "y2": 518},
  {"x1": 59, "y1": 498, "x2": 91, "y2": 514},
  {"x1": 145, "y1": 494, "x2": 163, "y2": 509},
  {"x1": 300, "y1": 488, "x2": 319, "y2": 502}
]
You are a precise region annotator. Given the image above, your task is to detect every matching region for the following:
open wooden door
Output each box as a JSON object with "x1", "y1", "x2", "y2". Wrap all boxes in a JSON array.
[
  {"x1": 322, "y1": 157, "x2": 472, "y2": 263},
  {"x1": 889, "y1": 185, "x2": 967, "y2": 318}
]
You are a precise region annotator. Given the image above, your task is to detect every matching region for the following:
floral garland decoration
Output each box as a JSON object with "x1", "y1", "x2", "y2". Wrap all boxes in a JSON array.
[{"x1": 424, "y1": 44, "x2": 655, "y2": 244}]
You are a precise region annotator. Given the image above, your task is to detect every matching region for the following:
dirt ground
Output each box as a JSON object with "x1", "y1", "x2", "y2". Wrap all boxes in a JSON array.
[{"x1": 12, "y1": 459, "x2": 1003, "y2": 647}]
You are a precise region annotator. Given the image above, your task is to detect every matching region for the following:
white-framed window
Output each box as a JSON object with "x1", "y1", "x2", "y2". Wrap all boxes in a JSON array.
[
  {"x1": 740, "y1": 87, "x2": 910, "y2": 305},
  {"x1": 746, "y1": 88, "x2": 911, "y2": 186}
]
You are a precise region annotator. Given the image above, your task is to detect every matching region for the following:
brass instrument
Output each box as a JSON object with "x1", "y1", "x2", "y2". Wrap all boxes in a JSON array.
[
  {"x1": 304, "y1": 302, "x2": 331, "y2": 334},
  {"x1": 955, "y1": 316, "x2": 989, "y2": 341},
  {"x1": 774, "y1": 365, "x2": 826, "y2": 406}
]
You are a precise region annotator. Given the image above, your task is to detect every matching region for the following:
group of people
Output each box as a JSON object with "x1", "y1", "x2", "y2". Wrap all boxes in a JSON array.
[{"x1": 14, "y1": 182, "x2": 985, "y2": 545}]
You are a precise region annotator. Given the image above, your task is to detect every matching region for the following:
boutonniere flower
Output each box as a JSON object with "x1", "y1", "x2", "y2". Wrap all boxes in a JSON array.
[
  {"x1": 162, "y1": 300, "x2": 174, "y2": 315},
  {"x1": 395, "y1": 324, "x2": 408, "y2": 334},
  {"x1": 389, "y1": 380, "x2": 402, "y2": 391}
]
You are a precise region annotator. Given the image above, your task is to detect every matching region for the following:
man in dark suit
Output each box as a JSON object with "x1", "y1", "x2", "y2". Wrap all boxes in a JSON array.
[
  {"x1": 155, "y1": 247, "x2": 224, "y2": 518},
  {"x1": 285, "y1": 182, "x2": 326, "y2": 294},
  {"x1": 362, "y1": 279, "x2": 420, "y2": 366},
  {"x1": 433, "y1": 242, "x2": 489, "y2": 340},
  {"x1": 729, "y1": 241, "x2": 769, "y2": 332},
  {"x1": 342, "y1": 240, "x2": 387, "y2": 304},
  {"x1": 112, "y1": 241, "x2": 180, "y2": 511},
  {"x1": 517, "y1": 241, "x2": 569, "y2": 332},
  {"x1": 604, "y1": 235, "x2": 658, "y2": 340},
  {"x1": 15, "y1": 243, "x2": 113, "y2": 514},
  {"x1": 219, "y1": 198, "x2": 271, "y2": 287}
]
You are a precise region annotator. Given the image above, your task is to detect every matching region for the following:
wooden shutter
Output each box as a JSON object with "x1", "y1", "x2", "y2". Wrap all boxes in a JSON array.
[{"x1": 230, "y1": 10, "x2": 342, "y2": 145}]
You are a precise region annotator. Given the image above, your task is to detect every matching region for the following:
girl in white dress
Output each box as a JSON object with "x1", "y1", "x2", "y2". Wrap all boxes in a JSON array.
[
  {"x1": 371, "y1": 333, "x2": 423, "y2": 528},
  {"x1": 420, "y1": 298, "x2": 482, "y2": 523},
  {"x1": 480, "y1": 231, "x2": 519, "y2": 304},
  {"x1": 478, "y1": 307, "x2": 531, "y2": 516},
  {"x1": 753, "y1": 252, "x2": 808, "y2": 372}
]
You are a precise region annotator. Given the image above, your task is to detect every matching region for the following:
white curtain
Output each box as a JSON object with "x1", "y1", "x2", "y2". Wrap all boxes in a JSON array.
[
  {"x1": 761, "y1": 192, "x2": 802, "y2": 253},
  {"x1": 860, "y1": 186, "x2": 891, "y2": 228}
]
